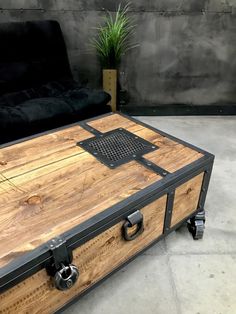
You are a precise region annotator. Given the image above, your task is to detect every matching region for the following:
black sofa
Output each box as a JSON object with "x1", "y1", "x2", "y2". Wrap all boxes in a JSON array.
[{"x1": 0, "y1": 20, "x2": 111, "y2": 144}]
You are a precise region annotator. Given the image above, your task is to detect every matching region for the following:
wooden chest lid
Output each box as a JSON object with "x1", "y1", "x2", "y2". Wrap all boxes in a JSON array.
[{"x1": 0, "y1": 113, "x2": 211, "y2": 289}]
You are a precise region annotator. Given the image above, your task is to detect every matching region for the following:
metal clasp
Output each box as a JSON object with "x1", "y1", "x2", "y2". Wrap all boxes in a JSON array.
[{"x1": 46, "y1": 237, "x2": 79, "y2": 290}]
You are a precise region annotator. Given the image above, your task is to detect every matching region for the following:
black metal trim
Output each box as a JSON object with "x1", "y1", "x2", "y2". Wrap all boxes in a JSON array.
[
  {"x1": 163, "y1": 190, "x2": 175, "y2": 232},
  {"x1": 0, "y1": 155, "x2": 213, "y2": 293},
  {"x1": 0, "y1": 111, "x2": 213, "y2": 158},
  {"x1": 120, "y1": 104, "x2": 236, "y2": 116},
  {"x1": 78, "y1": 121, "x2": 169, "y2": 175},
  {"x1": 0, "y1": 113, "x2": 214, "y2": 294},
  {"x1": 136, "y1": 157, "x2": 170, "y2": 177},
  {"x1": 0, "y1": 112, "x2": 113, "y2": 149},
  {"x1": 117, "y1": 112, "x2": 213, "y2": 157},
  {"x1": 77, "y1": 128, "x2": 158, "y2": 169},
  {"x1": 46, "y1": 237, "x2": 73, "y2": 277},
  {"x1": 197, "y1": 164, "x2": 213, "y2": 211},
  {"x1": 55, "y1": 203, "x2": 209, "y2": 313},
  {"x1": 78, "y1": 122, "x2": 103, "y2": 137}
]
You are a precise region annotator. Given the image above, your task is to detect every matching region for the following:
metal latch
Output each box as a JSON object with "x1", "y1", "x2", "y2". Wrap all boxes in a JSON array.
[{"x1": 46, "y1": 237, "x2": 79, "y2": 291}]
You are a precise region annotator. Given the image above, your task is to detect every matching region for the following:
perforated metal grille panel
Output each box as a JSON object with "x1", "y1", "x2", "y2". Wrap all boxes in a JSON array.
[
  {"x1": 88, "y1": 131, "x2": 146, "y2": 162},
  {"x1": 78, "y1": 128, "x2": 158, "y2": 168}
]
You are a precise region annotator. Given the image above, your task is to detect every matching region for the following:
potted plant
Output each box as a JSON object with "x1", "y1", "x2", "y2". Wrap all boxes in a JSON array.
[{"x1": 92, "y1": 3, "x2": 136, "y2": 112}]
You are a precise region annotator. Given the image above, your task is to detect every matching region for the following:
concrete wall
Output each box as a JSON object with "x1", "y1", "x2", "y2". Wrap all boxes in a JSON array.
[{"x1": 0, "y1": 0, "x2": 235, "y2": 107}]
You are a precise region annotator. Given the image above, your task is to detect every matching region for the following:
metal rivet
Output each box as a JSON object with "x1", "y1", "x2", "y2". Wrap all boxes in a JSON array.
[
  {"x1": 168, "y1": 210, "x2": 171, "y2": 214},
  {"x1": 93, "y1": 152, "x2": 98, "y2": 155},
  {"x1": 50, "y1": 244, "x2": 54, "y2": 248},
  {"x1": 147, "y1": 163, "x2": 152, "y2": 166},
  {"x1": 152, "y1": 146, "x2": 155, "y2": 149},
  {"x1": 80, "y1": 142, "x2": 83, "y2": 145},
  {"x1": 163, "y1": 172, "x2": 167, "y2": 176},
  {"x1": 133, "y1": 154, "x2": 136, "y2": 158},
  {"x1": 110, "y1": 164, "x2": 114, "y2": 167}
]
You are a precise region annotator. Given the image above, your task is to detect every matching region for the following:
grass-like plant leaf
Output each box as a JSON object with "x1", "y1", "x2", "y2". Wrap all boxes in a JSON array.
[{"x1": 92, "y1": 3, "x2": 136, "y2": 69}]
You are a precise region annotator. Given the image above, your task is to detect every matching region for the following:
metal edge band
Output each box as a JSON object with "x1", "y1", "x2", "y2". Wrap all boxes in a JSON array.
[
  {"x1": 136, "y1": 157, "x2": 170, "y2": 177},
  {"x1": 0, "y1": 155, "x2": 213, "y2": 293},
  {"x1": 197, "y1": 164, "x2": 214, "y2": 211},
  {"x1": 119, "y1": 104, "x2": 236, "y2": 116},
  {"x1": 0, "y1": 112, "x2": 215, "y2": 293},
  {"x1": 66, "y1": 157, "x2": 212, "y2": 250},
  {"x1": 56, "y1": 162, "x2": 215, "y2": 312},
  {"x1": 78, "y1": 122, "x2": 103, "y2": 136},
  {"x1": 0, "y1": 111, "x2": 214, "y2": 160},
  {"x1": 0, "y1": 112, "x2": 113, "y2": 149},
  {"x1": 163, "y1": 190, "x2": 175, "y2": 232},
  {"x1": 55, "y1": 204, "x2": 208, "y2": 313},
  {"x1": 78, "y1": 118, "x2": 170, "y2": 176},
  {"x1": 77, "y1": 127, "x2": 159, "y2": 170},
  {"x1": 117, "y1": 112, "x2": 214, "y2": 158}
]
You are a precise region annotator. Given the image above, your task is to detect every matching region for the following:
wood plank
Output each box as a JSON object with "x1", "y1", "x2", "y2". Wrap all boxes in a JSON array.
[
  {"x1": 0, "y1": 195, "x2": 167, "y2": 314},
  {"x1": 0, "y1": 125, "x2": 93, "y2": 181},
  {"x1": 128, "y1": 127, "x2": 203, "y2": 173},
  {"x1": 0, "y1": 153, "x2": 161, "y2": 268},
  {"x1": 89, "y1": 114, "x2": 203, "y2": 173},
  {"x1": 0, "y1": 113, "x2": 203, "y2": 268},
  {"x1": 0, "y1": 119, "x2": 147, "y2": 182},
  {"x1": 87, "y1": 113, "x2": 139, "y2": 133},
  {"x1": 171, "y1": 173, "x2": 204, "y2": 227},
  {"x1": 0, "y1": 113, "x2": 210, "y2": 314},
  {"x1": 0, "y1": 113, "x2": 202, "y2": 181}
]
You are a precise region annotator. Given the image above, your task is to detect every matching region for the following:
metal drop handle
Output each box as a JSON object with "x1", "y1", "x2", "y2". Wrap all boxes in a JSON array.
[
  {"x1": 54, "y1": 263, "x2": 79, "y2": 291},
  {"x1": 123, "y1": 210, "x2": 144, "y2": 241}
]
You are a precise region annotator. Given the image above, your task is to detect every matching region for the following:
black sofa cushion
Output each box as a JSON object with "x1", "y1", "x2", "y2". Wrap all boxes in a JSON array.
[
  {"x1": 0, "y1": 20, "x2": 72, "y2": 95},
  {"x1": 0, "y1": 80, "x2": 77, "y2": 107},
  {"x1": 0, "y1": 85, "x2": 110, "y2": 143},
  {"x1": 0, "y1": 20, "x2": 111, "y2": 144}
]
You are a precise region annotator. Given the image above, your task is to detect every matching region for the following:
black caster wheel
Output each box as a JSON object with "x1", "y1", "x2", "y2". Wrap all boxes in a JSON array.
[{"x1": 187, "y1": 210, "x2": 205, "y2": 240}]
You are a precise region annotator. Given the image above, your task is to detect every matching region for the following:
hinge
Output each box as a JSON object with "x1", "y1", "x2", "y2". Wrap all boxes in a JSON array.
[{"x1": 46, "y1": 237, "x2": 72, "y2": 276}]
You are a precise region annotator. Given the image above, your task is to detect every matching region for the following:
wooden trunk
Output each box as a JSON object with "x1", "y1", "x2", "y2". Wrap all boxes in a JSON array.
[{"x1": 0, "y1": 113, "x2": 214, "y2": 313}]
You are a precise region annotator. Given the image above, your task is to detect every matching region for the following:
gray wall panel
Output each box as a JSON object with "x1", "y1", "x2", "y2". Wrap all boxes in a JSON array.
[{"x1": 0, "y1": 0, "x2": 235, "y2": 106}]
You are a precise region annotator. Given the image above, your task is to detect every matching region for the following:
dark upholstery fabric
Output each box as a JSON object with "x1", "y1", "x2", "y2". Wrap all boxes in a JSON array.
[
  {"x1": 0, "y1": 83, "x2": 111, "y2": 143},
  {"x1": 0, "y1": 20, "x2": 111, "y2": 145},
  {"x1": 0, "y1": 20, "x2": 72, "y2": 95}
]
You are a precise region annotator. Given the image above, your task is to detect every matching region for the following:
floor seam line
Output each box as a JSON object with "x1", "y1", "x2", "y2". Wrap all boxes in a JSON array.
[{"x1": 164, "y1": 239, "x2": 182, "y2": 314}]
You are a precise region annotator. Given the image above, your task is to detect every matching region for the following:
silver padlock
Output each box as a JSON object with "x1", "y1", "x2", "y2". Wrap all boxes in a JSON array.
[{"x1": 54, "y1": 263, "x2": 79, "y2": 291}]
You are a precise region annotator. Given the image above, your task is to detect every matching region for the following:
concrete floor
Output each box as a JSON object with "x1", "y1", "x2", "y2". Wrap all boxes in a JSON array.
[{"x1": 63, "y1": 116, "x2": 236, "y2": 314}]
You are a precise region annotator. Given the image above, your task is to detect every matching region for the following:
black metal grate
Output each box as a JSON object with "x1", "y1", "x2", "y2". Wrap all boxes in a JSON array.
[
  {"x1": 78, "y1": 128, "x2": 158, "y2": 168},
  {"x1": 88, "y1": 131, "x2": 146, "y2": 162}
]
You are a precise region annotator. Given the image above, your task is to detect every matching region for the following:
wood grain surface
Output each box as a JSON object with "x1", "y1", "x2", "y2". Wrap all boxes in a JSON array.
[
  {"x1": 0, "y1": 196, "x2": 167, "y2": 314},
  {"x1": 171, "y1": 172, "x2": 204, "y2": 227},
  {"x1": 88, "y1": 114, "x2": 203, "y2": 173},
  {"x1": 0, "y1": 113, "x2": 203, "y2": 270}
]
